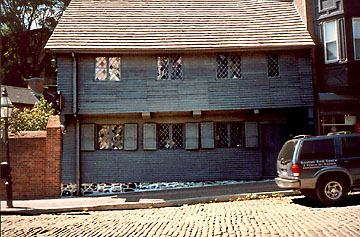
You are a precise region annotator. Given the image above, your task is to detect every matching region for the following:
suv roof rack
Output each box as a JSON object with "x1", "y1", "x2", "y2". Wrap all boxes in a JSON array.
[
  {"x1": 327, "y1": 131, "x2": 352, "y2": 136},
  {"x1": 293, "y1": 135, "x2": 311, "y2": 139}
]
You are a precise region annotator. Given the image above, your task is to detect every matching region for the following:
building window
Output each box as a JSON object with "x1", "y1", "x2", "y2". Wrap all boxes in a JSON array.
[
  {"x1": 158, "y1": 123, "x2": 184, "y2": 149},
  {"x1": 322, "y1": 19, "x2": 346, "y2": 63},
  {"x1": 157, "y1": 56, "x2": 183, "y2": 80},
  {"x1": 267, "y1": 54, "x2": 279, "y2": 78},
  {"x1": 216, "y1": 122, "x2": 242, "y2": 148},
  {"x1": 95, "y1": 57, "x2": 121, "y2": 81},
  {"x1": 216, "y1": 55, "x2": 241, "y2": 79},
  {"x1": 97, "y1": 125, "x2": 124, "y2": 150},
  {"x1": 353, "y1": 18, "x2": 360, "y2": 60}
]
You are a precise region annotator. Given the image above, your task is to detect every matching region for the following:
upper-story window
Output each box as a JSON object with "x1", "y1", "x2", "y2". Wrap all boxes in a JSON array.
[
  {"x1": 157, "y1": 56, "x2": 183, "y2": 80},
  {"x1": 267, "y1": 53, "x2": 279, "y2": 78},
  {"x1": 353, "y1": 18, "x2": 360, "y2": 60},
  {"x1": 95, "y1": 57, "x2": 121, "y2": 81},
  {"x1": 216, "y1": 55, "x2": 241, "y2": 79},
  {"x1": 322, "y1": 19, "x2": 346, "y2": 63}
]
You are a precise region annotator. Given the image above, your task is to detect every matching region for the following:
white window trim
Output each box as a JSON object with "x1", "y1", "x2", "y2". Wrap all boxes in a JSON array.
[
  {"x1": 353, "y1": 17, "x2": 360, "y2": 60},
  {"x1": 323, "y1": 20, "x2": 340, "y2": 64}
]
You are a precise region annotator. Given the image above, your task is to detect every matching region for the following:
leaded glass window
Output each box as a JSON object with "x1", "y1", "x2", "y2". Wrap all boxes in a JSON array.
[
  {"x1": 97, "y1": 125, "x2": 124, "y2": 150},
  {"x1": 216, "y1": 122, "x2": 242, "y2": 148},
  {"x1": 216, "y1": 55, "x2": 241, "y2": 79},
  {"x1": 95, "y1": 57, "x2": 121, "y2": 81},
  {"x1": 267, "y1": 54, "x2": 279, "y2": 78},
  {"x1": 157, "y1": 56, "x2": 183, "y2": 80},
  {"x1": 158, "y1": 123, "x2": 184, "y2": 149}
]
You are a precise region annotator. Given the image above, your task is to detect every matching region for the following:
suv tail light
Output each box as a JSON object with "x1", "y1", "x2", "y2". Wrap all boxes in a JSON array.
[{"x1": 292, "y1": 164, "x2": 301, "y2": 177}]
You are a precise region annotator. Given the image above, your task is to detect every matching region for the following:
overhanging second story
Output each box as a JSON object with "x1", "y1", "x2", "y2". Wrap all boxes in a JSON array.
[{"x1": 45, "y1": 0, "x2": 315, "y2": 115}]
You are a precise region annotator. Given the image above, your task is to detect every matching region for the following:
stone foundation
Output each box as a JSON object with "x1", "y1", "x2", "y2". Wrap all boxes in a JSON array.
[{"x1": 61, "y1": 181, "x2": 245, "y2": 197}]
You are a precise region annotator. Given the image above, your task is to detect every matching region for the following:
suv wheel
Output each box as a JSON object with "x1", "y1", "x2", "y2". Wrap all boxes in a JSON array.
[{"x1": 316, "y1": 178, "x2": 348, "y2": 205}]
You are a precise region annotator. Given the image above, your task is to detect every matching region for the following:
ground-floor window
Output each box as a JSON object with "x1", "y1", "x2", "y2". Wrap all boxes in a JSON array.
[
  {"x1": 216, "y1": 122, "x2": 242, "y2": 148},
  {"x1": 158, "y1": 123, "x2": 184, "y2": 149},
  {"x1": 97, "y1": 125, "x2": 124, "y2": 150}
]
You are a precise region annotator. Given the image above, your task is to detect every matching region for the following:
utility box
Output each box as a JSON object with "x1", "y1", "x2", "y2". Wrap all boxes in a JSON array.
[{"x1": 1, "y1": 162, "x2": 10, "y2": 179}]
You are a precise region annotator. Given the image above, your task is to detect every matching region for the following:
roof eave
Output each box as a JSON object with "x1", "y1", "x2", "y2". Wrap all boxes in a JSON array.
[{"x1": 45, "y1": 43, "x2": 315, "y2": 54}]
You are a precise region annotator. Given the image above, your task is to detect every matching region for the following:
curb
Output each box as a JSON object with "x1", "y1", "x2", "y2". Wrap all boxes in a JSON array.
[{"x1": 0, "y1": 190, "x2": 299, "y2": 215}]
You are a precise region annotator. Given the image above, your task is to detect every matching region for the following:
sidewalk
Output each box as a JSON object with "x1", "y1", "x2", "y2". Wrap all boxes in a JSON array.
[{"x1": 0, "y1": 180, "x2": 298, "y2": 215}]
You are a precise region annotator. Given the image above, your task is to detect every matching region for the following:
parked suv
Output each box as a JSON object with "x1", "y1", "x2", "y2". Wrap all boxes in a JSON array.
[{"x1": 275, "y1": 132, "x2": 360, "y2": 205}]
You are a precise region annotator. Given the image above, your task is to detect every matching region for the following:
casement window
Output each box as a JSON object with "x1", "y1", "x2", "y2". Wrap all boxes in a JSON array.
[
  {"x1": 353, "y1": 18, "x2": 360, "y2": 60},
  {"x1": 97, "y1": 125, "x2": 124, "y2": 149},
  {"x1": 97, "y1": 124, "x2": 138, "y2": 150},
  {"x1": 267, "y1": 54, "x2": 279, "y2": 78},
  {"x1": 216, "y1": 55, "x2": 241, "y2": 79},
  {"x1": 157, "y1": 56, "x2": 183, "y2": 80},
  {"x1": 95, "y1": 57, "x2": 121, "y2": 81},
  {"x1": 158, "y1": 123, "x2": 184, "y2": 149},
  {"x1": 215, "y1": 122, "x2": 242, "y2": 148},
  {"x1": 322, "y1": 19, "x2": 346, "y2": 63}
]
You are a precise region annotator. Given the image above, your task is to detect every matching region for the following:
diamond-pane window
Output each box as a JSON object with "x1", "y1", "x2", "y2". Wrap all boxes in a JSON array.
[
  {"x1": 98, "y1": 125, "x2": 124, "y2": 150},
  {"x1": 216, "y1": 55, "x2": 241, "y2": 79},
  {"x1": 267, "y1": 54, "x2": 279, "y2": 78},
  {"x1": 158, "y1": 123, "x2": 184, "y2": 149},
  {"x1": 95, "y1": 57, "x2": 121, "y2": 81},
  {"x1": 157, "y1": 56, "x2": 183, "y2": 80},
  {"x1": 216, "y1": 122, "x2": 242, "y2": 148}
]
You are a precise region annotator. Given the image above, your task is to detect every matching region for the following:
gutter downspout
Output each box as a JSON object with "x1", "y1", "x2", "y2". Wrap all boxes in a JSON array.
[{"x1": 72, "y1": 52, "x2": 81, "y2": 196}]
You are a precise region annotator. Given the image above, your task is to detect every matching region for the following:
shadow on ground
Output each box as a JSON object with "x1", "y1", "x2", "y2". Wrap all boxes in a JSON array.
[{"x1": 291, "y1": 193, "x2": 360, "y2": 208}]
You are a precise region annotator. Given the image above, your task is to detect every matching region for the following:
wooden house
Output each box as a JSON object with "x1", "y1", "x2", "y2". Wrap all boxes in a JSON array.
[{"x1": 45, "y1": 0, "x2": 315, "y2": 193}]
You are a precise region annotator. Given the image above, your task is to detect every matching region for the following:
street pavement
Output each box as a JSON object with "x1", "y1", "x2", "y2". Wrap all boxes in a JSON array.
[
  {"x1": 1, "y1": 180, "x2": 296, "y2": 215},
  {"x1": 1, "y1": 193, "x2": 360, "y2": 236}
]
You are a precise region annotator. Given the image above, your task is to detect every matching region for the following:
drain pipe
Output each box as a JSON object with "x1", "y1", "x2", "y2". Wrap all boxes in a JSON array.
[{"x1": 72, "y1": 52, "x2": 81, "y2": 196}]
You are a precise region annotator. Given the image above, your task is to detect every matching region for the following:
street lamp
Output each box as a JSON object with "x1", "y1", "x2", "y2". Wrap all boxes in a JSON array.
[{"x1": 1, "y1": 88, "x2": 14, "y2": 208}]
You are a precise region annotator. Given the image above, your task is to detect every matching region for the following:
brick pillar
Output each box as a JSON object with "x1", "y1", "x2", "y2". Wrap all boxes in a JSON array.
[{"x1": 45, "y1": 115, "x2": 62, "y2": 197}]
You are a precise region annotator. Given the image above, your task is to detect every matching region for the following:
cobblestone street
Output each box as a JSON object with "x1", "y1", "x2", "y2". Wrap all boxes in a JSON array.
[{"x1": 2, "y1": 195, "x2": 360, "y2": 236}]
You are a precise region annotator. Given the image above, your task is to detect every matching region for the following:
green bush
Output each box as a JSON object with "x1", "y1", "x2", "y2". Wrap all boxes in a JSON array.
[{"x1": 1, "y1": 97, "x2": 55, "y2": 133}]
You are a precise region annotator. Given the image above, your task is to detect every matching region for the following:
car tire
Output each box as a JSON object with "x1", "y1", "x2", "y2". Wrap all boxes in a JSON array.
[{"x1": 316, "y1": 177, "x2": 349, "y2": 205}]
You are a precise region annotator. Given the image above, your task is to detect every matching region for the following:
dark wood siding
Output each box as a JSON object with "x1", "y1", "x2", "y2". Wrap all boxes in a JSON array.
[
  {"x1": 61, "y1": 118, "x2": 76, "y2": 183},
  {"x1": 56, "y1": 51, "x2": 314, "y2": 115},
  {"x1": 81, "y1": 149, "x2": 260, "y2": 183},
  {"x1": 57, "y1": 56, "x2": 73, "y2": 114}
]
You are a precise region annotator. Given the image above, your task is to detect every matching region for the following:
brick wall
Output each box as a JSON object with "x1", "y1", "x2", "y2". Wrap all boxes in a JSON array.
[{"x1": 0, "y1": 116, "x2": 62, "y2": 200}]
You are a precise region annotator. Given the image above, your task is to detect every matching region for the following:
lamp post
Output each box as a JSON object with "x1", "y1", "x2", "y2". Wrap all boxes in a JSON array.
[{"x1": 1, "y1": 88, "x2": 14, "y2": 208}]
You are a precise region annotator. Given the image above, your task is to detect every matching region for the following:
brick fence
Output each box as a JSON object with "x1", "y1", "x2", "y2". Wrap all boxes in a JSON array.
[{"x1": 0, "y1": 116, "x2": 62, "y2": 200}]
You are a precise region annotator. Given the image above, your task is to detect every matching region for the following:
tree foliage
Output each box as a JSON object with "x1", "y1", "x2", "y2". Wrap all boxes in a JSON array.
[
  {"x1": 1, "y1": 97, "x2": 55, "y2": 133},
  {"x1": 1, "y1": 0, "x2": 70, "y2": 87}
]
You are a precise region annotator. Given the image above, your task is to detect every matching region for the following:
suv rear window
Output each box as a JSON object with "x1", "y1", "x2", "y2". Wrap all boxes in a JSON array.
[
  {"x1": 341, "y1": 136, "x2": 360, "y2": 158},
  {"x1": 299, "y1": 139, "x2": 336, "y2": 161},
  {"x1": 278, "y1": 140, "x2": 298, "y2": 162}
]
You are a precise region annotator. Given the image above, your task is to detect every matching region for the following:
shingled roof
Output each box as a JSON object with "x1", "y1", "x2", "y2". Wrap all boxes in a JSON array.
[{"x1": 45, "y1": 0, "x2": 314, "y2": 53}]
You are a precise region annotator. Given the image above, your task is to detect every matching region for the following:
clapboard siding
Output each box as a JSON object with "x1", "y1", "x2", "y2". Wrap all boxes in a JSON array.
[
  {"x1": 81, "y1": 149, "x2": 260, "y2": 183},
  {"x1": 57, "y1": 56, "x2": 73, "y2": 114},
  {"x1": 61, "y1": 118, "x2": 76, "y2": 183},
  {"x1": 57, "y1": 50, "x2": 314, "y2": 115}
]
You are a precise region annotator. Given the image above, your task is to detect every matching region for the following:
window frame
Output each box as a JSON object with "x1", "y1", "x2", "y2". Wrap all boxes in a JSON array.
[
  {"x1": 267, "y1": 53, "x2": 280, "y2": 78},
  {"x1": 94, "y1": 56, "x2": 121, "y2": 81},
  {"x1": 215, "y1": 122, "x2": 243, "y2": 149},
  {"x1": 216, "y1": 54, "x2": 242, "y2": 80},
  {"x1": 158, "y1": 123, "x2": 185, "y2": 150},
  {"x1": 97, "y1": 124, "x2": 124, "y2": 150},
  {"x1": 322, "y1": 19, "x2": 347, "y2": 64},
  {"x1": 156, "y1": 56, "x2": 183, "y2": 81},
  {"x1": 353, "y1": 17, "x2": 360, "y2": 60}
]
